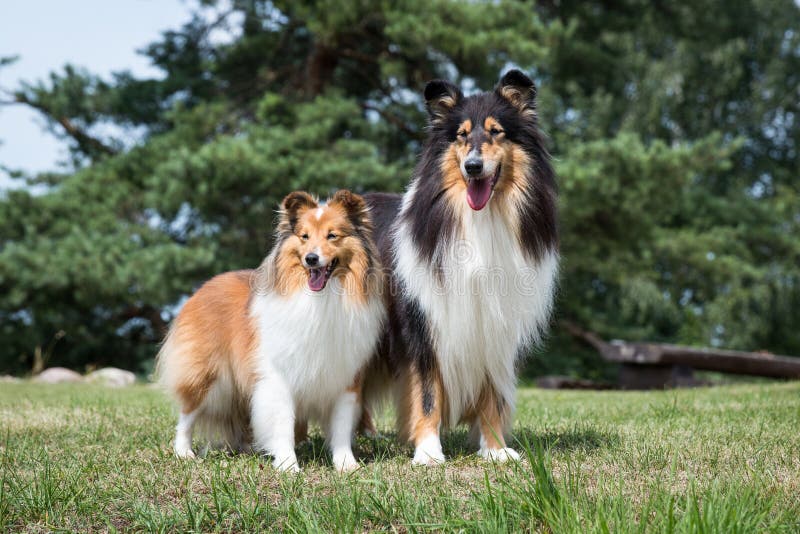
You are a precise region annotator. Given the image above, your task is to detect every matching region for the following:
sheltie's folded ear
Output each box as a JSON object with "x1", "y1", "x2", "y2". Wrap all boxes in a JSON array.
[
  {"x1": 280, "y1": 191, "x2": 317, "y2": 232},
  {"x1": 496, "y1": 70, "x2": 537, "y2": 116},
  {"x1": 330, "y1": 189, "x2": 371, "y2": 230},
  {"x1": 424, "y1": 79, "x2": 463, "y2": 124}
]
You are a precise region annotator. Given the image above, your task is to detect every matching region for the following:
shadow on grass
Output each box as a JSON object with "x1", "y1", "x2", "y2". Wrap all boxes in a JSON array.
[
  {"x1": 517, "y1": 426, "x2": 621, "y2": 453},
  {"x1": 290, "y1": 431, "x2": 411, "y2": 468},
  {"x1": 441, "y1": 426, "x2": 620, "y2": 459},
  {"x1": 291, "y1": 425, "x2": 620, "y2": 467}
]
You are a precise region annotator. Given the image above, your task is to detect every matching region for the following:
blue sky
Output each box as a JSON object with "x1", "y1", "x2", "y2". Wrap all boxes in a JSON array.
[{"x1": 0, "y1": 1, "x2": 194, "y2": 186}]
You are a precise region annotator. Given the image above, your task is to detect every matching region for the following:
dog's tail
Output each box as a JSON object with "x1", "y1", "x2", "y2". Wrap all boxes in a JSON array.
[{"x1": 154, "y1": 323, "x2": 181, "y2": 398}]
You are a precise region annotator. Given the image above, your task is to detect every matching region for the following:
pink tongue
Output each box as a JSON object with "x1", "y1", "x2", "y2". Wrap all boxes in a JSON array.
[
  {"x1": 466, "y1": 178, "x2": 493, "y2": 210},
  {"x1": 308, "y1": 268, "x2": 326, "y2": 291}
]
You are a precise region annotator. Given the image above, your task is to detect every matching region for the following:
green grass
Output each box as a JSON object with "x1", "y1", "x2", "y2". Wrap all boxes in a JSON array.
[{"x1": 1, "y1": 382, "x2": 798, "y2": 532}]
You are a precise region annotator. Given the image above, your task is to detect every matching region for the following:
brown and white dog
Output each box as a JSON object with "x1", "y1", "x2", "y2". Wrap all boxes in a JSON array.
[
  {"x1": 364, "y1": 70, "x2": 559, "y2": 464},
  {"x1": 157, "y1": 190, "x2": 385, "y2": 472}
]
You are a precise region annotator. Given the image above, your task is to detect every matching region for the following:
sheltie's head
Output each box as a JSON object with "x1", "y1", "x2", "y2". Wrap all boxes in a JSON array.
[
  {"x1": 404, "y1": 70, "x2": 558, "y2": 262},
  {"x1": 268, "y1": 190, "x2": 380, "y2": 299}
]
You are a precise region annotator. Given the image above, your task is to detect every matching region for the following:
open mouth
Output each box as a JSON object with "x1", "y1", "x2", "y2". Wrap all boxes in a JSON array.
[
  {"x1": 307, "y1": 258, "x2": 338, "y2": 292},
  {"x1": 466, "y1": 164, "x2": 501, "y2": 211}
]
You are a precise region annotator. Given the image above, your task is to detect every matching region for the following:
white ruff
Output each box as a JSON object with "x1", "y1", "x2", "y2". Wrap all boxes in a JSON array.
[
  {"x1": 395, "y1": 191, "x2": 558, "y2": 426},
  {"x1": 250, "y1": 278, "x2": 385, "y2": 423}
]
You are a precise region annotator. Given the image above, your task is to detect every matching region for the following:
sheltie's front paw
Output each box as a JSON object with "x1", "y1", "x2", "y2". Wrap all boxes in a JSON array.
[
  {"x1": 174, "y1": 444, "x2": 196, "y2": 459},
  {"x1": 478, "y1": 447, "x2": 521, "y2": 463},
  {"x1": 272, "y1": 455, "x2": 300, "y2": 473},
  {"x1": 411, "y1": 435, "x2": 445, "y2": 466},
  {"x1": 412, "y1": 450, "x2": 445, "y2": 466},
  {"x1": 332, "y1": 450, "x2": 359, "y2": 473}
]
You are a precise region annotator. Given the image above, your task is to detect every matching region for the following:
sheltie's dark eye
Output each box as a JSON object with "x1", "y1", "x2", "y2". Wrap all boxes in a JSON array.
[
  {"x1": 489, "y1": 127, "x2": 503, "y2": 136},
  {"x1": 457, "y1": 130, "x2": 467, "y2": 140},
  {"x1": 301, "y1": 233, "x2": 309, "y2": 240},
  {"x1": 327, "y1": 232, "x2": 337, "y2": 240}
]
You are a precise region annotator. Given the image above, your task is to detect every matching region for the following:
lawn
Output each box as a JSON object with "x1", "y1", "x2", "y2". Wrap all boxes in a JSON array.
[{"x1": 1, "y1": 381, "x2": 798, "y2": 532}]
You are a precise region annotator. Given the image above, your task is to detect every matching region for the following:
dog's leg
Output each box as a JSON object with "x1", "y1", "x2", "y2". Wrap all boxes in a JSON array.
[
  {"x1": 251, "y1": 368, "x2": 299, "y2": 472},
  {"x1": 473, "y1": 384, "x2": 519, "y2": 463},
  {"x1": 327, "y1": 385, "x2": 361, "y2": 473},
  {"x1": 401, "y1": 364, "x2": 445, "y2": 466},
  {"x1": 173, "y1": 367, "x2": 214, "y2": 459},
  {"x1": 174, "y1": 408, "x2": 199, "y2": 458}
]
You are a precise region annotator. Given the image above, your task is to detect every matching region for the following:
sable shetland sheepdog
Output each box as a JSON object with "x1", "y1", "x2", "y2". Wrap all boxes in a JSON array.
[
  {"x1": 364, "y1": 70, "x2": 558, "y2": 465},
  {"x1": 157, "y1": 190, "x2": 385, "y2": 472}
]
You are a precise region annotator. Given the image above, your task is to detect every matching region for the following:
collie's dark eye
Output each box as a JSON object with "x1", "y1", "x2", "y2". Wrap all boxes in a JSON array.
[
  {"x1": 457, "y1": 131, "x2": 468, "y2": 140},
  {"x1": 327, "y1": 232, "x2": 337, "y2": 240},
  {"x1": 301, "y1": 233, "x2": 309, "y2": 240},
  {"x1": 490, "y1": 127, "x2": 503, "y2": 136}
]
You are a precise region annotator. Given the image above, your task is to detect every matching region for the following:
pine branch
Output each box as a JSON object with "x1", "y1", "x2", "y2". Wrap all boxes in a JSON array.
[{"x1": 1, "y1": 89, "x2": 117, "y2": 158}]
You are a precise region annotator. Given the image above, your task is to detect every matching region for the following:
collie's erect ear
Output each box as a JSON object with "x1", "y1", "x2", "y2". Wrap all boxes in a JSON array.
[
  {"x1": 330, "y1": 189, "x2": 371, "y2": 230},
  {"x1": 280, "y1": 191, "x2": 317, "y2": 232},
  {"x1": 496, "y1": 70, "x2": 537, "y2": 116},
  {"x1": 424, "y1": 79, "x2": 463, "y2": 124}
]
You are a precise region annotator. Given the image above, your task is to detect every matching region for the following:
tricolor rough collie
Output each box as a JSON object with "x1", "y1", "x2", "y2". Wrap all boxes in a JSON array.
[
  {"x1": 157, "y1": 190, "x2": 385, "y2": 472},
  {"x1": 365, "y1": 70, "x2": 558, "y2": 465}
]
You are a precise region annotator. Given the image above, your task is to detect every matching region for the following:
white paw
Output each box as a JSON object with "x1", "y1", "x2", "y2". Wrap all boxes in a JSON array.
[
  {"x1": 332, "y1": 450, "x2": 359, "y2": 473},
  {"x1": 412, "y1": 450, "x2": 445, "y2": 466},
  {"x1": 478, "y1": 447, "x2": 521, "y2": 463},
  {"x1": 412, "y1": 435, "x2": 445, "y2": 466},
  {"x1": 174, "y1": 444, "x2": 196, "y2": 459},
  {"x1": 272, "y1": 455, "x2": 300, "y2": 472}
]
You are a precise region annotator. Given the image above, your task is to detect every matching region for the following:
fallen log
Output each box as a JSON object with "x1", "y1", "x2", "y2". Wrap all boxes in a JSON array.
[{"x1": 562, "y1": 321, "x2": 800, "y2": 389}]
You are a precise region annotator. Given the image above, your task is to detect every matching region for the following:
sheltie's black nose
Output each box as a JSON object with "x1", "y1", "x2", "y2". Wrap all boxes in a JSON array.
[
  {"x1": 464, "y1": 158, "x2": 483, "y2": 177},
  {"x1": 305, "y1": 253, "x2": 319, "y2": 266}
]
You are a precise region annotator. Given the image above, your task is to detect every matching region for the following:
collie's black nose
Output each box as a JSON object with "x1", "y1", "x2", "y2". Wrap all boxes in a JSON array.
[
  {"x1": 305, "y1": 253, "x2": 319, "y2": 266},
  {"x1": 464, "y1": 158, "x2": 483, "y2": 176}
]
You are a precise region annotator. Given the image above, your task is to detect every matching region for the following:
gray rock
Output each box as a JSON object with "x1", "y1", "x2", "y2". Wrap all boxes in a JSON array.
[
  {"x1": 85, "y1": 367, "x2": 136, "y2": 387},
  {"x1": 34, "y1": 367, "x2": 83, "y2": 384}
]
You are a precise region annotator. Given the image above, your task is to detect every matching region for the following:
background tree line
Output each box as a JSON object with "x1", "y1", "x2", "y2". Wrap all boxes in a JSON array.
[{"x1": 1, "y1": 0, "x2": 798, "y2": 377}]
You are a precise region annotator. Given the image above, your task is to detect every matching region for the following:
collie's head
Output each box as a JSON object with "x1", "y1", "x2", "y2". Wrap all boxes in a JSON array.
[
  {"x1": 405, "y1": 70, "x2": 557, "y2": 261},
  {"x1": 424, "y1": 70, "x2": 551, "y2": 211},
  {"x1": 267, "y1": 190, "x2": 380, "y2": 298}
]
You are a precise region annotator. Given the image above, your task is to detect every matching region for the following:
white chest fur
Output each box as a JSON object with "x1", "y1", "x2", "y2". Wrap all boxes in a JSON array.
[
  {"x1": 395, "y1": 203, "x2": 558, "y2": 425},
  {"x1": 249, "y1": 279, "x2": 385, "y2": 421}
]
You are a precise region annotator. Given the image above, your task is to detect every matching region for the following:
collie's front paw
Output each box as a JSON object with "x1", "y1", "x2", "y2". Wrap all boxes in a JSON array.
[
  {"x1": 272, "y1": 455, "x2": 300, "y2": 473},
  {"x1": 332, "y1": 450, "x2": 359, "y2": 473},
  {"x1": 478, "y1": 447, "x2": 521, "y2": 463},
  {"x1": 412, "y1": 435, "x2": 445, "y2": 466}
]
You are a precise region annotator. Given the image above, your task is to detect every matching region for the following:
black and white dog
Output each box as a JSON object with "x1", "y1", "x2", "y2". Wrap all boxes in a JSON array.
[{"x1": 365, "y1": 70, "x2": 558, "y2": 464}]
